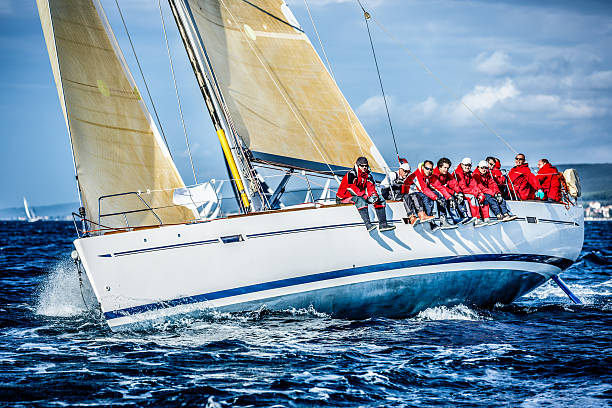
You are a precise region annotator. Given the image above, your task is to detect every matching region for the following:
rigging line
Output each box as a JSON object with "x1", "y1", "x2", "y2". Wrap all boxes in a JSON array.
[
  {"x1": 158, "y1": 0, "x2": 197, "y2": 185},
  {"x1": 219, "y1": 0, "x2": 341, "y2": 184},
  {"x1": 357, "y1": 0, "x2": 400, "y2": 164},
  {"x1": 361, "y1": 3, "x2": 517, "y2": 154},
  {"x1": 113, "y1": 0, "x2": 172, "y2": 155},
  {"x1": 302, "y1": 0, "x2": 365, "y2": 157}
]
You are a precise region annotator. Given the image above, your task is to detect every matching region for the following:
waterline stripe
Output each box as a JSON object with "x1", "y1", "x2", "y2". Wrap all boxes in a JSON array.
[{"x1": 103, "y1": 253, "x2": 572, "y2": 320}]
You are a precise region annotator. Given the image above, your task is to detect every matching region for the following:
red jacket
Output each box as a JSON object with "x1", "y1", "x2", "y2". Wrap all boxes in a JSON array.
[
  {"x1": 432, "y1": 168, "x2": 457, "y2": 198},
  {"x1": 537, "y1": 163, "x2": 562, "y2": 202},
  {"x1": 453, "y1": 164, "x2": 481, "y2": 196},
  {"x1": 400, "y1": 172, "x2": 417, "y2": 194},
  {"x1": 508, "y1": 163, "x2": 541, "y2": 200},
  {"x1": 473, "y1": 169, "x2": 500, "y2": 195},
  {"x1": 491, "y1": 160, "x2": 505, "y2": 186},
  {"x1": 337, "y1": 166, "x2": 377, "y2": 200},
  {"x1": 413, "y1": 165, "x2": 448, "y2": 200}
]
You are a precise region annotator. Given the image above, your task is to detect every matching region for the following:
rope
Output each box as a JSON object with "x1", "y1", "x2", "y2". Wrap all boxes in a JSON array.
[
  {"x1": 357, "y1": 0, "x2": 517, "y2": 154},
  {"x1": 357, "y1": 0, "x2": 400, "y2": 164},
  {"x1": 113, "y1": 0, "x2": 171, "y2": 155},
  {"x1": 302, "y1": 0, "x2": 366, "y2": 157},
  {"x1": 219, "y1": 0, "x2": 341, "y2": 185},
  {"x1": 158, "y1": 0, "x2": 198, "y2": 185}
]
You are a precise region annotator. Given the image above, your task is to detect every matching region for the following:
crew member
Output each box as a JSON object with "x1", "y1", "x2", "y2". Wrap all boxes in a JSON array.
[
  {"x1": 474, "y1": 160, "x2": 517, "y2": 222},
  {"x1": 433, "y1": 157, "x2": 471, "y2": 224},
  {"x1": 536, "y1": 159, "x2": 562, "y2": 202},
  {"x1": 486, "y1": 156, "x2": 510, "y2": 198},
  {"x1": 508, "y1": 153, "x2": 545, "y2": 200},
  {"x1": 399, "y1": 165, "x2": 436, "y2": 226},
  {"x1": 381, "y1": 162, "x2": 411, "y2": 200},
  {"x1": 453, "y1": 157, "x2": 489, "y2": 227},
  {"x1": 414, "y1": 160, "x2": 457, "y2": 230},
  {"x1": 336, "y1": 156, "x2": 395, "y2": 232}
]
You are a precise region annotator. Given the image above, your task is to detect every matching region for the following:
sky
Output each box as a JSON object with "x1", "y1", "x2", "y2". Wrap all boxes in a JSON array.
[{"x1": 1, "y1": 0, "x2": 611, "y2": 208}]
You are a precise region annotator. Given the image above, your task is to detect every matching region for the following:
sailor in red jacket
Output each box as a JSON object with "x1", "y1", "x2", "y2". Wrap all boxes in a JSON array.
[
  {"x1": 508, "y1": 153, "x2": 544, "y2": 200},
  {"x1": 336, "y1": 156, "x2": 395, "y2": 232},
  {"x1": 474, "y1": 160, "x2": 517, "y2": 222},
  {"x1": 413, "y1": 160, "x2": 457, "y2": 230},
  {"x1": 536, "y1": 159, "x2": 562, "y2": 202},
  {"x1": 433, "y1": 157, "x2": 471, "y2": 224},
  {"x1": 452, "y1": 157, "x2": 490, "y2": 227},
  {"x1": 486, "y1": 156, "x2": 511, "y2": 199}
]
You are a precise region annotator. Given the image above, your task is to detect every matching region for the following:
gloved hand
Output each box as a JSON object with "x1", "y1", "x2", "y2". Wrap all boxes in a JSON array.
[
  {"x1": 449, "y1": 198, "x2": 458, "y2": 210},
  {"x1": 477, "y1": 193, "x2": 485, "y2": 204},
  {"x1": 495, "y1": 193, "x2": 503, "y2": 204},
  {"x1": 436, "y1": 198, "x2": 445, "y2": 208},
  {"x1": 535, "y1": 189, "x2": 545, "y2": 200},
  {"x1": 367, "y1": 194, "x2": 379, "y2": 204},
  {"x1": 454, "y1": 192, "x2": 464, "y2": 204}
]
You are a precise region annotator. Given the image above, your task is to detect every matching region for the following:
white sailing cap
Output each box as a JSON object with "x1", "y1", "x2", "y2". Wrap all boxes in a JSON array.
[
  {"x1": 399, "y1": 162, "x2": 411, "y2": 172},
  {"x1": 461, "y1": 157, "x2": 472, "y2": 165},
  {"x1": 478, "y1": 160, "x2": 488, "y2": 168}
]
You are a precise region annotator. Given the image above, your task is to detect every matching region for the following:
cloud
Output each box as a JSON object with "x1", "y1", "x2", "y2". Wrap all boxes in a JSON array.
[
  {"x1": 356, "y1": 95, "x2": 394, "y2": 117},
  {"x1": 475, "y1": 51, "x2": 512, "y2": 76}
]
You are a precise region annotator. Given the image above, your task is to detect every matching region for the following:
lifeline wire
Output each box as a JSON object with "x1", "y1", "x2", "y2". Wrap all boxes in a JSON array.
[
  {"x1": 357, "y1": 0, "x2": 400, "y2": 165},
  {"x1": 113, "y1": 0, "x2": 172, "y2": 156},
  {"x1": 357, "y1": 0, "x2": 517, "y2": 154},
  {"x1": 158, "y1": 0, "x2": 198, "y2": 185}
]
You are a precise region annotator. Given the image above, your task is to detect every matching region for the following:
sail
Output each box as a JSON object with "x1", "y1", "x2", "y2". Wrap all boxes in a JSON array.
[
  {"x1": 37, "y1": 0, "x2": 194, "y2": 229},
  {"x1": 182, "y1": 0, "x2": 388, "y2": 175},
  {"x1": 23, "y1": 197, "x2": 33, "y2": 220}
]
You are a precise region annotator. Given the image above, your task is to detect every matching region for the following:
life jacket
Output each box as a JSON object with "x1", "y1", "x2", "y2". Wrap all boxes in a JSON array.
[
  {"x1": 536, "y1": 163, "x2": 562, "y2": 202},
  {"x1": 473, "y1": 169, "x2": 500, "y2": 196},
  {"x1": 453, "y1": 165, "x2": 481, "y2": 196},
  {"x1": 336, "y1": 165, "x2": 377, "y2": 200},
  {"x1": 432, "y1": 168, "x2": 455, "y2": 198},
  {"x1": 508, "y1": 163, "x2": 541, "y2": 200}
]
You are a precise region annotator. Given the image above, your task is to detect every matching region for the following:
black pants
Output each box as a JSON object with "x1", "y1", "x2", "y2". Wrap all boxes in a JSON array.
[{"x1": 402, "y1": 193, "x2": 425, "y2": 217}]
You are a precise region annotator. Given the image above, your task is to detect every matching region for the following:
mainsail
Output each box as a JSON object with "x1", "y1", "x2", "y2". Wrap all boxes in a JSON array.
[
  {"x1": 37, "y1": 0, "x2": 194, "y2": 229},
  {"x1": 182, "y1": 0, "x2": 388, "y2": 175}
]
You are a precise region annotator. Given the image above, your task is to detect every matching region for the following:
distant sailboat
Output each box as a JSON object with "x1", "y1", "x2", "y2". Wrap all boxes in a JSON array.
[
  {"x1": 23, "y1": 197, "x2": 41, "y2": 223},
  {"x1": 37, "y1": 0, "x2": 583, "y2": 331}
]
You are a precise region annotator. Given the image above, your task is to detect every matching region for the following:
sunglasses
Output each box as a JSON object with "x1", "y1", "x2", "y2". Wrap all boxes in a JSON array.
[
  {"x1": 463, "y1": 164, "x2": 472, "y2": 167},
  {"x1": 424, "y1": 166, "x2": 433, "y2": 171},
  {"x1": 479, "y1": 166, "x2": 487, "y2": 169},
  {"x1": 358, "y1": 164, "x2": 369, "y2": 168},
  {"x1": 515, "y1": 157, "x2": 525, "y2": 161}
]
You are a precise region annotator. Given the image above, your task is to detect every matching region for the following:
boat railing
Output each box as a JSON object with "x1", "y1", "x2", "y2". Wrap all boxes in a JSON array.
[{"x1": 98, "y1": 192, "x2": 163, "y2": 230}]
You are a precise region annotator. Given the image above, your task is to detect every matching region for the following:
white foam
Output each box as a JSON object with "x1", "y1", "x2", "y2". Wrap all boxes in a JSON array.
[
  {"x1": 35, "y1": 258, "x2": 96, "y2": 317},
  {"x1": 415, "y1": 304, "x2": 487, "y2": 321}
]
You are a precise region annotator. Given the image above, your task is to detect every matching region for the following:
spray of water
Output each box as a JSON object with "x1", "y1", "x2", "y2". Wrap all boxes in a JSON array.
[
  {"x1": 35, "y1": 258, "x2": 96, "y2": 317},
  {"x1": 415, "y1": 304, "x2": 487, "y2": 321}
]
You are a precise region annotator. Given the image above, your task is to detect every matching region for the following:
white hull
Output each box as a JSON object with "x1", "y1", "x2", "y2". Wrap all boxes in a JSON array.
[{"x1": 74, "y1": 201, "x2": 583, "y2": 331}]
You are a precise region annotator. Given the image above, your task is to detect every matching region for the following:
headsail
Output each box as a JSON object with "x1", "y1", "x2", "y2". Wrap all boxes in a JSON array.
[
  {"x1": 37, "y1": 0, "x2": 194, "y2": 229},
  {"x1": 182, "y1": 0, "x2": 388, "y2": 175}
]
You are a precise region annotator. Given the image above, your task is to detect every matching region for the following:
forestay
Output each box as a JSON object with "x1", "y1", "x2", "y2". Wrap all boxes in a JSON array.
[
  {"x1": 37, "y1": 0, "x2": 194, "y2": 229},
  {"x1": 183, "y1": 0, "x2": 388, "y2": 175}
]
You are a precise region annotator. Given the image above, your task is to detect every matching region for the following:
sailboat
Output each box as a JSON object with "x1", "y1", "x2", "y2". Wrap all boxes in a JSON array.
[
  {"x1": 23, "y1": 197, "x2": 41, "y2": 223},
  {"x1": 37, "y1": 0, "x2": 583, "y2": 331}
]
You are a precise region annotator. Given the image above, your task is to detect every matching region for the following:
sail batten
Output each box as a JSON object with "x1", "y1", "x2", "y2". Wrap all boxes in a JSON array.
[
  {"x1": 183, "y1": 0, "x2": 388, "y2": 175},
  {"x1": 37, "y1": 0, "x2": 194, "y2": 228}
]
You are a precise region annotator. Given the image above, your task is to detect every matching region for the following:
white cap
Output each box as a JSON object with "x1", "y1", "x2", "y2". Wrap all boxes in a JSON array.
[
  {"x1": 399, "y1": 162, "x2": 411, "y2": 172},
  {"x1": 461, "y1": 157, "x2": 472, "y2": 165},
  {"x1": 478, "y1": 160, "x2": 488, "y2": 168}
]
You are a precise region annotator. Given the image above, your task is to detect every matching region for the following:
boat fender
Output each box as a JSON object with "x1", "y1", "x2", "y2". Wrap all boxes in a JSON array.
[{"x1": 562, "y1": 169, "x2": 581, "y2": 198}]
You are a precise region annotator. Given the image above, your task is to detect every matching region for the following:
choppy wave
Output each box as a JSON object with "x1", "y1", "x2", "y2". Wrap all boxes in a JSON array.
[
  {"x1": 415, "y1": 304, "x2": 488, "y2": 321},
  {"x1": 1, "y1": 220, "x2": 611, "y2": 407}
]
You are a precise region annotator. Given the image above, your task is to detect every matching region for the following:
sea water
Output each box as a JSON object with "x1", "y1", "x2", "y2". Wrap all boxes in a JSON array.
[{"x1": 0, "y1": 221, "x2": 610, "y2": 407}]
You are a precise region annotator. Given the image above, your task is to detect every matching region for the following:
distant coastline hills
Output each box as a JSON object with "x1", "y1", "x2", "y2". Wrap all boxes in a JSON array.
[{"x1": 1, "y1": 163, "x2": 610, "y2": 220}]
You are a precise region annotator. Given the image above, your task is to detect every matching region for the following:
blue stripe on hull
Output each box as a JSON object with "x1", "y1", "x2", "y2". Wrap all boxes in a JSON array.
[{"x1": 103, "y1": 254, "x2": 572, "y2": 321}]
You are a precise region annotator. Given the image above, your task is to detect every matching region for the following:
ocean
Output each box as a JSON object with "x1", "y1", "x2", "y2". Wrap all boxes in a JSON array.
[{"x1": 0, "y1": 220, "x2": 610, "y2": 407}]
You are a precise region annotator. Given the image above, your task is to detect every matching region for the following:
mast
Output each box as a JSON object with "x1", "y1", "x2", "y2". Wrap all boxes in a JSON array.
[{"x1": 167, "y1": 0, "x2": 251, "y2": 213}]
